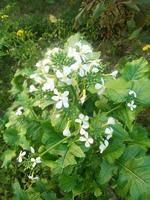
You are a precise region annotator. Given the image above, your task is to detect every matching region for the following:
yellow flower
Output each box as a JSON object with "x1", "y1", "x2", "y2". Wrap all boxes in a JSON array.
[
  {"x1": 16, "y1": 29, "x2": 25, "y2": 37},
  {"x1": 142, "y1": 44, "x2": 150, "y2": 51}
]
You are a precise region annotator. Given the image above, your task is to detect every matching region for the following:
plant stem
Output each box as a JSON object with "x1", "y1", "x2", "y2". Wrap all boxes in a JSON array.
[
  {"x1": 106, "y1": 104, "x2": 121, "y2": 114},
  {"x1": 40, "y1": 137, "x2": 68, "y2": 157}
]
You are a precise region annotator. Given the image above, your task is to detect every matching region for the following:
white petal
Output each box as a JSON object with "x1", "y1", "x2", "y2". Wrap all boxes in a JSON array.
[
  {"x1": 82, "y1": 121, "x2": 89, "y2": 129},
  {"x1": 107, "y1": 117, "x2": 115, "y2": 125},
  {"x1": 31, "y1": 158, "x2": 36, "y2": 162},
  {"x1": 56, "y1": 100, "x2": 63, "y2": 109},
  {"x1": 88, "y1": 137, "x2": 94, "y2": 144},
  {"x1": 52, "y1": 95, "x2": 60, "y2": 102},
  {"x1": 63, "y1": 66, "x2": 71, "y2": 75},
  {"x1": 80, "y1": 128, "x2": 88, "y2": 135},
  {"x1": 85, "y1": 141, "x2": 90, "y2": 148},
  {"x1": 63, "y1": 91, "x2": 69, "y2": 97},
  {"x1": 105, "y1": 127, "x2": 113, "y2": 135},
  {"x1": 63, "y1": 128, "x2": 71, "y2": 137},
  {"x1": 79, "y1": 136, "x2": 86, "y2": 142},
  {"x1": 63, "y1": 99, "x2": 69, "y2": 108},
  {"x1": 30, "y1": 147, "x2": 35, "y2": 154},
  {"x1": 36, "y1": 157, "x2": 41, "y2": 163},
  {"x1": 79, "y1": 113, "x2": 84, "y2": 119},
  {"x1": 56, "y1": 70, "x2": 63, "y2": 78},
  {"x1": 95, "y1": 83, "x2": 102, "y2": 90}
]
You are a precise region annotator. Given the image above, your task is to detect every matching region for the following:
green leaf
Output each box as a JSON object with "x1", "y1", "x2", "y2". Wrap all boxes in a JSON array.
[
  {"x1": 122, "y1": 57, "x2": 149, "y2": 81},
  {"x1": 129, "y1": 125, "x2": 150, "y2": 149},
  {"x1": 117, "y1": 156, "x2": 150, "y2": 200},
  {"x1": 105, "y1": 78, "x2": 129, "y2": 103},
  {"x1": 3, "y1": 128, "x2": 19, "y2": 146},
  {"x1": 69, "y1": 143, "x2": 85, "y2": 158},
  {"x1": 42, "y1": 122, "x2": 62, "y2": 147},
  {"x1": 63, "y1": 151, "x2": 77, "y2": 168},
  {"x1": 13, "y1": 180, "x2": 29, "y2": 200},
  {"x1": 112, "y1": 124, "x2": 130, "y2": 142},
  {"x1": 104, "y1": 142, "x2": 125, "y2": 164},
  {"x1": 133, "y1": 78, "x2": 150, "y2": 105},
  {"x1": 59, "y1": 174, "x2": 77, "y2": 192},
  {"x1": 97, "y1": 159, "x2": 116, "y2": 185},
  {"x1": 1, "y1": 149, "x2": 16, "y2": 168}
]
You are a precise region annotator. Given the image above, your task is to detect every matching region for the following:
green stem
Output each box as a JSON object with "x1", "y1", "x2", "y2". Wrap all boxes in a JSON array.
[
  {"x1": 40, "y1": 137, "x2": 68, "y2": 157},
  {"x1": 106, "y1": 104, "x2": 121, "y2": 114}
]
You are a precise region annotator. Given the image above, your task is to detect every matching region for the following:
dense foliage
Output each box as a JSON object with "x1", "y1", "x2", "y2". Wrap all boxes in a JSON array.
[
  {"x1": 1, "y1": 34, "x2": 150, "y2": 199},
  {"x1": 0, "y1": 0, "x2": 150, "y2": 199}
]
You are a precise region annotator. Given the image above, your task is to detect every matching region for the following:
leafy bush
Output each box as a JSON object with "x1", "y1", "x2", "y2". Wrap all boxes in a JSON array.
[{"x1": 1, "y1": 34, "x2": 150, "y2": 199}]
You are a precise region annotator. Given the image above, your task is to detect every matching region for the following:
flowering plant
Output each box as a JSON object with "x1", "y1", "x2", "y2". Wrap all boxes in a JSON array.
[{"x1": 2, "y1": 34, "x2": 150, "y2": 199}]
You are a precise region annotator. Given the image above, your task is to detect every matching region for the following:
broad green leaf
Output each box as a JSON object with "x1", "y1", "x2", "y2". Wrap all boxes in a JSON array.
[
  {"x1": 129, "y1": 125, "x2": 150, "y2": 149},
  {"x1": 133, "y1": 78, "x2": 150, "y2": 105},
  {"x1": 69, "y1": 143, "x2": 85, "y2": 158},
  {"x1": 122, "y1": 57, "x2": 149, "y2": 81},
  {"x1": 59, "y1": 174, "x2": 77, "y2": 192},
  {"x1": 13, "y1": 180, "x2": 29, "y2": 200},
  {"x1": 41, "y1": 122, "x2": 62, "y2": 147},
  {"x1": 3, "y1": 128, "x2": 19, "y2": 145},
  {"x1": 105, "y1": 78, "x2": 129, "y2": 103},
  {"x1": 63, "y1": 151, "x2": 77, "y2": 168},
  {"x1": 1, "y1": 149, "x2": 16, "y2": 168},
  {"x1": 117, "y1": 156, "x2": 150, "y2": 200},
  {"x1": 97, "y1": 159, "x2": 116, "y2": 185},
  {"x1": 112, "y1": 124, "x2": 129, "y2": 142},
  {"x1": 104, "y1": 142, "x2": 125, "y2": 164}
]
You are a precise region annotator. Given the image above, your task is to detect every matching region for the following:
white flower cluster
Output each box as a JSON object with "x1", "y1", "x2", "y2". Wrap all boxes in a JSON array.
[
  {"x1": 28, "y1": 41, "x2": 102, "y2": 111},
  {"x1": 17, "y1": 147, "x2": 41, "y2": 181},
  {"x1": 75, "y1": 113, "x2": 94, "y2": 148},
  {"x1": 99, "y1": 117, "x2": 115, "y2": 153},
  {"x1": 127, "y1": 89, "x2": 137, "y2": 111}
]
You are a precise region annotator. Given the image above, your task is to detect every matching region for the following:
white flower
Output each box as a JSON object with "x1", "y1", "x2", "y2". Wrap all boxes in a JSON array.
[
  {"x1": 29, "y1": 85, "x2": 37, "y2": 93},
  {"x1": 31, "y1": 157, "x2": 41, "y2": 168},
  {"x1": 75, "y1": 113, "x2": 89, "y2": 129},
  {"x1": 17, "y1": 150, "x2": 26, "y2": 163},
  {"x1": 30, "y1": 147, "x2": 35, "y2": 154},
  {"x1": 99, "y1": 140, "x2": 109, "y2": 153},
  {"x1": 30, "y1": 74, "x2": 43, "y2": 84},
  {"x1": 56, "y1": 66, "x2": 72, "y2": 85},
  {"x1": 63, "y1": 124, "x2": 71, "y2": 137},
  {"x1": 16, "y1": 107, "x2": 24, "y2": 116},
  {"x1": 89, "y1": 59, "x2": 100, "y2": 73},
  {"x1": 127, "y1": 100, "x2": 137, "y2": 111},
  {"x1": 105, "y1": 127, "x2": 113, "y2": 140},
  {"x1": 28, "y1": 174, "x2": 39, "y2": 181},
  {"x1": 80, "y1": 127, "x2": 88, "y2": 136},
  {"x1": 95, "y1": 78, "x2": 105, "y2": 95},
  {"x1": 79, "y1": 132, "x2": 94, "y2": 148},
  {"x1": 52, "y1": 89, "x2": 69, "y2": 109},
  {"x1": 107, "y1": 117, "x2": 115, "y2": 125},
  {"x1": 75, "y1": 42, "x2": 92, "y2": 61},
  {"x1": 42, "y1": 78, "x2": 55, "y2": 92},
  {"x1": 68, "y1": 42, "x2": 92, "y2": 62},
  {"x1": 110, "y1": 70, "x2": 118, "y2": 79},
  {"x1": 68, "y1": 47, "x2": 81, "y2": 62},
  {"x1": 128, "y1": 90, "x2": 137, "y2": 98},
  {"x1": 70, "y1": 62, "x2": 89, "y2": 77},
  {"x1": 92, "y1": 67, "x2": 99, "y2": 73}
]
